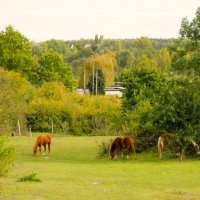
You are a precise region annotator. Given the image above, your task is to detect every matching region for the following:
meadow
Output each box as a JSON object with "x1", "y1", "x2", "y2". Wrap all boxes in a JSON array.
[{"x1": 1, "y1": 135, "x2": 200, "y2": 200}]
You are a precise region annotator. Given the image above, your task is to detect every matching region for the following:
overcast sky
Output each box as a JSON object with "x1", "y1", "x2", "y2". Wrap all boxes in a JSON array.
[{"x1": 0, "y1": 0, "x2": 199, "y2": 42}]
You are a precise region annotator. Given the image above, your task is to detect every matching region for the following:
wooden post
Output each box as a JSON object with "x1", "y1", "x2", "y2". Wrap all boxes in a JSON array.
[
  {"x1": 51, "y1": 119, "x2": 54, "y2": 134},
  {"x1": 18, "y1": 119, "x2": 21, "y2": 136},
  {"x1": 95, "y1": 67, "x2": 98, "y2": 96},
  {"x1": 29, "y1": 126, "x2": 32, "y2": 137},
  {"x1": 83, "y1": 67, "x2": 86, "y2": 94},
  {"x1": 92, "y1": 64, "x2": 94, "y2": 95}
]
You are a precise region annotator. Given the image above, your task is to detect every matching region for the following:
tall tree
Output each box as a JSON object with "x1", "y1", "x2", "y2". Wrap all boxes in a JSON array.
[
  {"x1": 32, "y1": 50, "x2": 76, "y2": 88},
  {"x1": 180, "y1": 7, "x2": 200, "y2": 49},
  {"x1": 79, "y1": 51, "x2": 116, "y2": 88},
  {"x1": 87, "y1": 68, "x2": 105, "y2": 95},
  {"x1": 0, "y1": 26, "x2": 34, "y2": 75}
]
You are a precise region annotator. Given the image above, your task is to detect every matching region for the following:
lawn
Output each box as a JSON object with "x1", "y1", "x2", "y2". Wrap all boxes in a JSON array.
[{"x1": 1, "y1": 135, "x2": 200, "y2": 200}]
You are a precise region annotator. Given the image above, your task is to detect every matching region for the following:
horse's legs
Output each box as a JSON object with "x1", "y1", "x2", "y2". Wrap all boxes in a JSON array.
[
  {"x1": 159, "y1": 146, "x2": 164, "y2": 159},
  {"x1": 43, "y1": 144, "x2": 46, "y2": 155},
  {"x1": 48, "y1": 143, "x2": 50, "y2": 154},
  {"x1": 38, "y1": 145, "x2": 42, "y2": 155}
]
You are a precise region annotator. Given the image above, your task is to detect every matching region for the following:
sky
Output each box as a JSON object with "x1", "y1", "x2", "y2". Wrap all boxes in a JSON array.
[{"x1": 0, "y1": 0, "x2": 199, "y2": 42}]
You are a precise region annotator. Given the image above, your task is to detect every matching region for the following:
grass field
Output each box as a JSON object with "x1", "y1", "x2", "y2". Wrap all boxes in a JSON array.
[{"x1": 1, "y1": 135, "x2": 200, "y2": 200}]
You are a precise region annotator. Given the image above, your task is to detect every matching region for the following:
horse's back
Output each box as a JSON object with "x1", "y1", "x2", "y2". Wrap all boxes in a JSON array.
[
  {"x1": 123, "y1": 136, "x2": 135, "y2": 153},
  {"x1": 36, "y1": 134, "x2": 51, "y2": 145},
  {"x1": 110, "y1": 137, "x2": 124, "y2": 151}
]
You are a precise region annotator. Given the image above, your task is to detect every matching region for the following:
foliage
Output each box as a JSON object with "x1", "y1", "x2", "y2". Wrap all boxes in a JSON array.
[
  {"x1": 152, "y1": 48, "x2": 171, "y2": 72},
  {"x1": 149, "y1": 75, "x2": 200, "y2": 138},
  {"x1": 31, "y1": 50, "x2": 76, "y2": 88},
  {"x1": 27, "y1": 82, "x2": 121, "y2": 135},
  {"x1": 121, "y1": 55, "x2": 164, "y2": 110},
  {"x1": 0, "y1": 26, "x2": 34, "y2": 75},
  {"x1": 180, "y1": 7, "x2": 200, "y2": 49},
  {"x1": 0, "y1": 68, "x2": 33, "y2": 135},
  {"x1": 0, "y1": 137, "x2": 15, "y2": 176},
  {"x1": 28, "y1": 82, "x2": 73, "y2": 133},
  {"x1": 96, "y1": 139, "x2": 112, "y2": 158},
  {"x1": 79, "y1": 51, "x2": 116, "y2": 88},
  {"x1": 17, "y1": 172, "x2": 41, "y2": 182},
  {"x1": 87, "y1": 68, "x2": 105, "y2": 95},
  {"x1": 44, "y1": 39, "x2": 71, "y2": 56}
]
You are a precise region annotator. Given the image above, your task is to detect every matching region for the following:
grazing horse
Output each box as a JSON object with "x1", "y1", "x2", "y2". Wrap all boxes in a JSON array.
[
  {"x1": 158, "y1": 133, "x2": 200, "y2": 160},
  {"x1": 110, "y1": 136, "x2": 135, "y2": 159},
  {"x1": 33, "y1": 134, "x2": 51, "y2": 156},
  {"x1": 187, "y1": 140, "x2": 200, "y2": 155}
]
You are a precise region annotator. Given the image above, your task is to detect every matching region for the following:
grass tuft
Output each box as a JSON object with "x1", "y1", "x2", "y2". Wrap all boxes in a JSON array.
[{"x1": 17, "y1": 172, "x2": 41, "y2": 182}]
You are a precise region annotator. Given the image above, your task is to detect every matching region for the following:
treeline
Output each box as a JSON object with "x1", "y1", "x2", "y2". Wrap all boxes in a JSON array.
[{"x1": 0, "y1": 8, "x2": 200, "y2": 146}]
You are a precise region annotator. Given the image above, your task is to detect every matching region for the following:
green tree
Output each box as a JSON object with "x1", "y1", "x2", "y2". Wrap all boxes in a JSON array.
[
  {"x1": 150, "y1": 75, "x2": 200, "y2": 138},
  {"x1": 152, "y1": 48, "x2": 171, "y2": 72},
  {"x1": 33, "y1": 50, "x2": 76, "y2": 88},
  {"x1": 0, "y1": 26, "x2": 34, "y2": 75},
  {"x1": 0, "y1": 68, "x2": 33, "y2": 135},
  {"x1": 180, "y1": 7, "x2": 200, "y2": 49},
  {"x1": 45, "y1": 39, "x2": 71, "y2": 56},
  {"x1": 120, "y1": 55, "x2": 163, "y2": 110}
]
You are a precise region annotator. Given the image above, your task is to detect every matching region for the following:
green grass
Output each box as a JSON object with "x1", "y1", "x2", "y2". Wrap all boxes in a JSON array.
[{"x1": 1, "y1": 135, "x2": 200, "y2": 200}]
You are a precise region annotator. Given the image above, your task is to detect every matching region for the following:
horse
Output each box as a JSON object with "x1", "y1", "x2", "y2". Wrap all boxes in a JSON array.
[
  {"x1": 110, "y1": 136, "x2": 135, "y2": 159},
  {"x1": 186, "y1": 140, "x2": 200, "y2": 155},
  {"x1": 33, "y1": 134, "x2": 51, "y2": 156},
  {"x1": 158, "y1": 133, "x2": 200, "y2": 160}
]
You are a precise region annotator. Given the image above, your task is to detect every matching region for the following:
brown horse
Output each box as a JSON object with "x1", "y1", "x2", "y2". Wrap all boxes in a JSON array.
[
  {"x1": 158, "y1": 133, "x2": 200, "y2": 160},
  {"x1": 33, "y1": 134, "x2": 51, "y2": 156},
  {"x1": 110, "y1": 136, "x2": 135, "y2": 159}
]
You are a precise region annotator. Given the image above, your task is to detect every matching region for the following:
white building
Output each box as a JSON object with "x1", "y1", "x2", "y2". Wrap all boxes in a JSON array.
[{"x1": 105, "y1": 85, "x2": 125, "y2": 97}]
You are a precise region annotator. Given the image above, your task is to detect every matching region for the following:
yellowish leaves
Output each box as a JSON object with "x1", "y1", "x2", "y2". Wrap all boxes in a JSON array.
[{"x1": 79, "y1": 51, "x2": 116, "y2": 87}]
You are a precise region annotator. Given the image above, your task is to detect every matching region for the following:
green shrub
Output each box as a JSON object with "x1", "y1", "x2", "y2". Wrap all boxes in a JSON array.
[
  {"x1": 17, "y1": 172, "x2": 41, "y2": 182},
  {"x1": 0, "y1": 137, "x2": 15, "y2": 176},
  {"x1": 96, "y1": 139, "x2": 112, "y2": 158}
]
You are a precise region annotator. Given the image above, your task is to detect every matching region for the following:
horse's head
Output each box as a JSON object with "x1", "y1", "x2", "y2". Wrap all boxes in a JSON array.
[
  {"x1": 191, "y1": 140, "x2": 200, "y2": 155},
  {"x1": 33, "y1": 147, "x2": 37, "y2": 156},
  {"x1": 110, "y1": 149, "x2": 115, "y2": 159}
]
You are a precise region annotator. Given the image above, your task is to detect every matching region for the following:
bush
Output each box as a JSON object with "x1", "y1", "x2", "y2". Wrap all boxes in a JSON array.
[
  {"x1": 96, "y1": 139, "x2": 112, "y2": 158},
  {"x1": 0, "y1": 137, "x2": 15, "y2": 176}
]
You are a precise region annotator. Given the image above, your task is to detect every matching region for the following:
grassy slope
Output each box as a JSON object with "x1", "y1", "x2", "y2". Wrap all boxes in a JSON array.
[{"x1": 1, "y1": 135, "x2": 200, "y2": 200}]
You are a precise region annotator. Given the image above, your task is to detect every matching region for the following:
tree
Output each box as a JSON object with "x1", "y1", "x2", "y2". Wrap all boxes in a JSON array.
[
  {"x1": 0, "y1": 68, "x2": 33, "y2": 135},
  {"x1": 150, "y1": 75, "x2": 200, "y2": 139},
  {"x1": 152, "y1": 48, "x2": 171, "y2": 72},
  {"x1": 171, "y1": 7, "x2": 200, "y2": 75},
  {"x1": 44, "y1": 39, "x2": 71, "y2": 56},
  {"x1": 87, "y1": 68, "x2": 105, "y2": 95},
  {"x1": 32, "y1": 50, "x2": 76, "y2": 88},
  {"x1": 0, "y1": 26, "x2": 34, "y2": 75},
  {"x1": 117, "y1": 50, "x2": 136, "y2": 68},
  {"x1": 180, "y1": 7, "x2": 200, "y2": 49},
  {"x1": 120, "y1": 54, "x2": 163, "y2": 110},
  {"x1": 79, "y1": 51, "x2": 116, "y2": 88}
]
